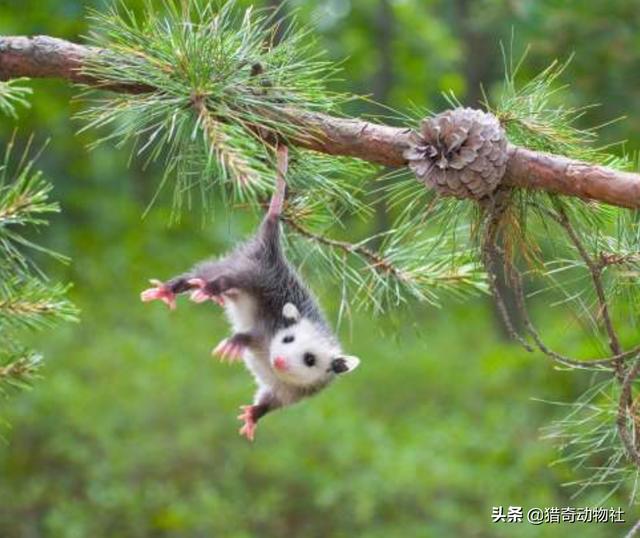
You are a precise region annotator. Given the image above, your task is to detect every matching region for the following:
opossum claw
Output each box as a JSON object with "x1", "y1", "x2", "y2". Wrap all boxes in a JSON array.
[
  {"x1": 187, "y1": 278, "x2": 207, "y2": 302},
  {"x1": 212, "y1": 338, "x2": 245, "y2": 362},
  {"x1": 140, "y1": 281, "x2": 177, "y2": 310},
  {"x1": 188, "y1": 278, "x2": 225, "y2": 306},
  {"x1": 238, "y1": 405, "x2": 258, "y2": 441},
  {"x1": 189, "y1": 289, "x2": 209, "y2": 303}
]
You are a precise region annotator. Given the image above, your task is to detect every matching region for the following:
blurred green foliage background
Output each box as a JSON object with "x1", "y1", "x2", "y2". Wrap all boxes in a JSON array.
[{"x1": 1, "y1": 0, "x2": 640, "y2": 536}]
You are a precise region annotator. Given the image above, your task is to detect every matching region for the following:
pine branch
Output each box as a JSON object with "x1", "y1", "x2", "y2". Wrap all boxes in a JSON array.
[
  {"x1": 284, "y1": 211, "x2": 486, "y2": 311},
  {"x1": 0, "y1": 136, "x2": 67, "y2": 275},
  {"x1": 600, "y1": 253, "x2": 640, "y2": 267},
  {"x1": 0, "y1": 137, "x2": 77, "y2": 416},
  {"x1": 481, "y1": 188, "x2": 640, "y2": 499},
  {"x1": 283, "y1": 215, "x2": 411, "y2": 283},
  {"x1": 0, "y1": 170, "x2": 56, "y2": 227},
  {"x1": 2, "y1": 32, "x2": 640, "y2": 208},
  {"x1": 540, "y1": 378, "x2": 638, "y2": 503},
  {"x1": 0, "y1": 278, "x2": 77, "y2": 331}
]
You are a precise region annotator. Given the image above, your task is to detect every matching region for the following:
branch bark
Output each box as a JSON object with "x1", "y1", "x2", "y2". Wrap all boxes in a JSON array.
[
  {"x1": 0, "y1": 35, "x2": 152, "y2": 93},
  {"x1": 2, "y1": 35, "x2": 640, "y2": 208}
]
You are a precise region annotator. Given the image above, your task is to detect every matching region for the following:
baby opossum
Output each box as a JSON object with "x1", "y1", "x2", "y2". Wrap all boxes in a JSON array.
[{"x1": 141, "y1": 145, "x2": 360, "y2": 441}]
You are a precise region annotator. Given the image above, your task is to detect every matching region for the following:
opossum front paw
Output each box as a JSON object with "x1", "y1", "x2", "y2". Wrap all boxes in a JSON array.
[
  {"x1": 237, "y1": 405, "x2": 258, "y2": 441},
  {"x1": 140, "y1": 279, "x2": 177, "y2": 310},
  {"x1": 212, "y1": 337, "x2": 245, "y2": 362},
  {"x1": 188, "y1": 278, "x2": 225, "y2": 306}
]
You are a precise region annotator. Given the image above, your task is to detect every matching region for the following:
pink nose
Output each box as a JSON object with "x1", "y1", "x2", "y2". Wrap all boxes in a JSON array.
[{"x1": 273, "y1": 356, "x2": 288, "y2": 371}]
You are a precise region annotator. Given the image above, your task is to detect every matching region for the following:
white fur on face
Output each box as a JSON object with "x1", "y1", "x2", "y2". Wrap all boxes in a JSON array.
[{"x1": 269, "y1": 318, "x2": 341, "y2": 387}]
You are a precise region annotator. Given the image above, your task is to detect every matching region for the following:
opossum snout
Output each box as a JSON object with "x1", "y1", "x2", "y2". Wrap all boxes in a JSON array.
[{"x1": 273, "y1": 356, "x2": 288, "y2": 372}]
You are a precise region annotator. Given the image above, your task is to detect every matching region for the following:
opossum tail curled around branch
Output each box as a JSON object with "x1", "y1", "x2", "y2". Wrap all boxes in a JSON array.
[{"x1": 267, "y1": 145, "x2": 288, "y2": 220}]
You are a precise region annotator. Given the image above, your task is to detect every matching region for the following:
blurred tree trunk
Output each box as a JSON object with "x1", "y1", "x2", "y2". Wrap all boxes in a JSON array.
[
  {"x1": 455, "y1": 0, "x2": 494, "y2": 107},
  {"x1": 371, "y1": 0, "x2": 394, "y2": 246}
]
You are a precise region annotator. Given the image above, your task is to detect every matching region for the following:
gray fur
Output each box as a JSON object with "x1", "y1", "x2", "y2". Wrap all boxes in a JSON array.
[{"x1": 172, "y1": 214, "x2": 332, "y2": 338}]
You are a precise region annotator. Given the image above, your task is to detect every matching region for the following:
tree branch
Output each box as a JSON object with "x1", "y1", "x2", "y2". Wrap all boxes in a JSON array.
[
  {"x1": 2, "y1": 35, "x2": 640, "y2": 208},
  {"x1": 618, "y1": 358, "x2": 640, "y2": 469},
  {"x1": 0, "y1": 35, "x2": 152, "y2": 93},
  {"x1": 551, "y1": 205, "x2": 622, "y2": 358}
]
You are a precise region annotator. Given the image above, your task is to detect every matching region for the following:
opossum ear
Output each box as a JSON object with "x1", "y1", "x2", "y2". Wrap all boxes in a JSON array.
[
  {"x1": 331, "y1": 355, "x2": 360, "y2": 374},
  {"x1": 282, "y1": 302, "x2": 301, "y2": 322}
]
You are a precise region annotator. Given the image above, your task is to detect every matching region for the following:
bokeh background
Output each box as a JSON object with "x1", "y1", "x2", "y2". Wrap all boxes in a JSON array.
[{"x1": 1, "y1": 0, "x2": 640, "y2": 536}]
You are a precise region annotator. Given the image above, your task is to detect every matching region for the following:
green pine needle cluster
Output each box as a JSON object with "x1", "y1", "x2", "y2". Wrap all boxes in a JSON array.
[
  {"x1": 78, "y1": 0, "x2": 349, "y2": 215},
  {"x1": 0, "y1": 79, "x2": 32, "y2": 119},
  {"x1": 286, "y1": 216, "x2": 485, "y2": 317},
  {"x1": 283, "y1": 157, "x2": 486, "y2": 314},
  {"x1": 0, "y1": 348, "x2": 42, "y2": 396},
  {"x1": 0, "y1": 135, "x2": 78, "y2": 400},
  {"x1": 539, "y1": 205, "x2": 640, "y2": 331},
  {"x1": 541, "y1": 378, "x2": 639, "y2": 504},
  {"x1": 489, "y1": 45, "x2": 629, "y2": 169},
  {"x1": 0, "y1": 278, "x2": 76, "y2": 332}
]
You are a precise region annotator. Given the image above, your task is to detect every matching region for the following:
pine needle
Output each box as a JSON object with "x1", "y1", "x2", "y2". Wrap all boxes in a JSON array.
[{"x1": 0, "y1": 79, "x2": 32, "y2": 119}]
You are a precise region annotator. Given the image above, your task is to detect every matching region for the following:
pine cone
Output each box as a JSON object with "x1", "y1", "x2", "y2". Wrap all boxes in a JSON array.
[{"x1": 405, "y1": 108, "x2": 508, "y2": 199}]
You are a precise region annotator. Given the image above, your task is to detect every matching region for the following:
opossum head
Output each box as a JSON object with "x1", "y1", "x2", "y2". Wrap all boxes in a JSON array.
[{"x1": 269, "y1": 303, "x2": 360, "y2": 388}]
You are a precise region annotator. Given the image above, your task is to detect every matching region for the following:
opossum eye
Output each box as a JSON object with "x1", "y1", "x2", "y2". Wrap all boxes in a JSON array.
[
  {"x1": 282, "y1": 335, "x2": 294, "y2": 344},
  {"x1": 303, "y1": 352, "x2": 316, "y2": 367}
]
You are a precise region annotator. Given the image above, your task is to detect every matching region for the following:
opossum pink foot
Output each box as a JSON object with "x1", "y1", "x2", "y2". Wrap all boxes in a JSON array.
[
  {"x1": 188, "y1": 278, "x2": 224, "y2": 306},
  {"x1": 238, "y1": 405, "x2": 258, "y2": 442},
  {"x1": 140, "y1": 279, "x2": 176, "y2": 310},
  {"x1": 212, "y1": 338, "x2": 245, "y2": 362}
]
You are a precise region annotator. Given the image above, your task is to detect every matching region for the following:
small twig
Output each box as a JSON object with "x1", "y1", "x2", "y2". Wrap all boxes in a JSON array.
[
  {"x1": 509, "y1": 259, "x2": 640, "y2": 367},
  {"x1": 543, "y1": 202, "x2": 638, "y2": 424},
  {"x1": 618, "y1": 358, "x2": 640, "y2": 468},
  {"x1": 481, "y1": 188, "x2": 537, "y2": 349},
  {"x1": 0, "y1": 194, "x2": 37, "y2": 223},
  {"x1": 282, "y1": 215, "x2": 411, "y2": 283},
  {"x1": 0, "y1": 297, "x2": 55, "y2": 317},
  {"x1": 552, "y1": 203, "x2": 623, "y2": 358}
]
